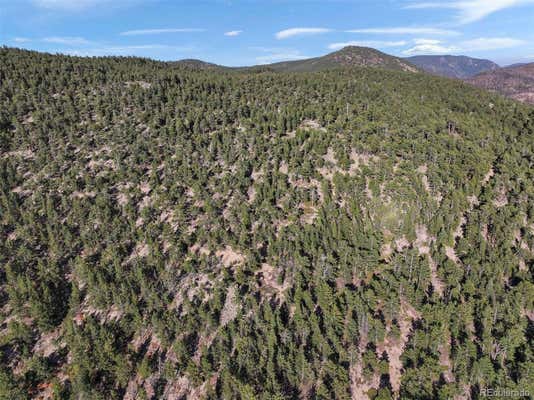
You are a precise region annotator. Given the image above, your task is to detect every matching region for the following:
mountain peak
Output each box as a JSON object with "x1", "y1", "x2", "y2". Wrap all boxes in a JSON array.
[
  {"x1": 171, "y1": 59, "x2": 222, "y2": 70},
  {"x1": 324, "y1": 46, "x2": 418, "y2": 72},
  {"x1": 333, "y1": 45, "x2": 374, "y2": 52},
  {"x1": 259, "y1": 46, "x2": 419, "y2": 73},
  {"x1": 171, "y1": 46, "x2": 419, "y2": 74}
]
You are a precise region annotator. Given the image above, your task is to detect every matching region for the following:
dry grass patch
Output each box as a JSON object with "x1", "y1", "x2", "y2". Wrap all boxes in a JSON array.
[
  {"x1": 71, "y1": 191, "x2": 96, "y2": 199},
  {"x1": 256, "y1": 263, "x2": 292, "y2": 303},
  {"x1": 220, "y1": 286, "x2": 240, "y2": 326},
  {"x1": 33, "y1": 328, "x2": 63, "y2": 358},
  {"x1": 349, "y1": 359, "x2": 381, "y2": 400},
  {"x1": 299, "y1": 202, "x2": 318, "y2": 224},
  {"x1": 438, "y1": 334, "x2": 454, "y2": 383},
  {"x1": 127, "y1": 242, "x2": 150, "y2": 263},
  {"x1": 299, "y1": 119, "x2": 326, "y2": 132},
  {"x1": 445, "y1": 246, "x2": 460, "y2": 265},
  {"x1": 4, "y1": 149, "x2": 35, "y2": 159},
  {"x1": 125, "y1": 80, "x2": 152, "y2": 89},
  {"x1": 376, "y1": 299, "x2": 421, "y2": 395},
  {"x1": 216, "y1": 246, "x2": 246, "y2": 268},
  {"x1": 493, "y1": 186, "x2": 509, "y2": 208}
]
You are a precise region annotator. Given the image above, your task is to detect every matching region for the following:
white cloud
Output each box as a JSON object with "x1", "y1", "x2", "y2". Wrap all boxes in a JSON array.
[
  {"x1": 43, "y1": 36, "x2": 91, "y2": 45},
  {"x1": 275, "y1": 27, "x2": 332, "y2": 39},
  {"x1": 405, "y1": 0, "x2": 534, "y2": 24},
  {"x1": 224, "y1": 30, "x2": 243, "y2": 37},
  {"x1": 402, "y1": 36, "x2": 525, "y2": 55},
  {"x1": 256, "y1": 53, "x2": 309, "y2": 63},
  {"x1": 120, "y1": 28, "x2": 205, "y2": 36},
  {"x1": 10, "y1": 36, "x2": 92, "y2": 46},
  {"x1": 346, "y1": 27, "x2": 458, "y2": 35},
  {"x1": 461, "y1": 37, "x2": 526, "y2": 50},
  {"x1": 328, "y1": 40, "x2": 408, "y2": 50},
  {"x1": 63, "y1": 45, "x2": 195, "y2": 57},
  {"x1": 12, "y1": 35, "x2": 196, "y2": 59},
  {"x1": 255, "y1": 48, "x2": 309, "y2": 64},
  {"x1": 32, "y1": 0, "x2": 112, "y2": 11},
  {"x1": 402, "y1": 39, "x2": 459, "y2": 55}
]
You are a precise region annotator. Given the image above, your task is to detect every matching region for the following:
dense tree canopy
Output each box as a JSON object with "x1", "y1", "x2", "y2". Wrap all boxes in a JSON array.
[{"x1": 0, "y1": 47, "x2": 533, "y2": 399}]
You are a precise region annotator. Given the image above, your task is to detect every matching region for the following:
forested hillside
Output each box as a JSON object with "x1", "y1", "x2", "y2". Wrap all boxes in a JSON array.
[
  {"x1": 0, "y1": 47, "x2": 533, "y2": 400},
  {"x1": 172, "y1": 46, "x2": 418, "y2": 74},
  {"x1": 256, "y1": 46, "x2": 418, "y2": 73}
]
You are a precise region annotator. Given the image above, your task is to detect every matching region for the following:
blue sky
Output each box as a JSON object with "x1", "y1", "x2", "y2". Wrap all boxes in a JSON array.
[{"x1": 1, "y1": 0, "x2": 534, "y2": 66}]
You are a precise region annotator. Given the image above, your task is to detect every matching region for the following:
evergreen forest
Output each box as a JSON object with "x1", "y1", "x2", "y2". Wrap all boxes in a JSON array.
[{"x1": 0, "y1": 47, "x2": 533, "y2": 399}]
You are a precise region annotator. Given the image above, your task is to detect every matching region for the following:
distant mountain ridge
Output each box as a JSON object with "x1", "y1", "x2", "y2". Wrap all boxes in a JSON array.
[
  {"x1": 167, "y1": 48, "x2": 532, "y2": 105},
  {"x1": 171, "y1": 59, "x2": 225, "y2": 70},
  {"x1": 262, "y1": 46, "x2": 419, "y2": 73},
  {"x1": 171, "y1": 46, "x2": 419, "y2": 73},
  {"x1": 405, "y1": 55, "x2": 500, "y2": 79},
  {"x1": 467, "y1": 62, "x2": 534, "y2": 104}
]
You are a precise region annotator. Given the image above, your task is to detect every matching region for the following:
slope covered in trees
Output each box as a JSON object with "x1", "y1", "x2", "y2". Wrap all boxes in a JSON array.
[
  {"x1": 258, "y1": 46, "x2": 419, "y2": 73},
  {"x1": 168, "y1": 46, "x2": 419, "y2": 74},
  {"x1": 0, "y1": 47, "x2": 533, "y2": 399}
]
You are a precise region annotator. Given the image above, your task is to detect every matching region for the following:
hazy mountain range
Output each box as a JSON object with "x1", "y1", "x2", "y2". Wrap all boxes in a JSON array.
[
  {"x1": 175, "y1": 46, "x2": 419, "y2": 73},
  {"x1": 467, "y1": 63, "x2": 534, "y2": 104},
  {"x1": 404, "y1": 55, "x2": 500, "y2": 79}
]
